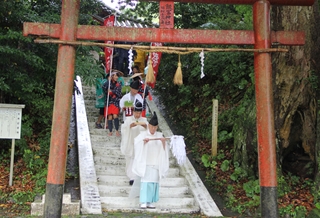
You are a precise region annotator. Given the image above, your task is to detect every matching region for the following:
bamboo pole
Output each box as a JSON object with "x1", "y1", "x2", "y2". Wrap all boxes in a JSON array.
[
  {"x1": 147, "y1": 137, "x2": 171, "y2": 140},
  {"x1": 34, "y1": 39, "x2": 289, "y2": 53}
]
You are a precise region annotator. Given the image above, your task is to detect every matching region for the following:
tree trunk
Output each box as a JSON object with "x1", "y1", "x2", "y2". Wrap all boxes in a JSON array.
[
  {"x1": 233, "y1": 99, "x2": 257, "y2": 178},
  {"x1": 271, "y1": 2, "x2": 320, "y2": 178}
]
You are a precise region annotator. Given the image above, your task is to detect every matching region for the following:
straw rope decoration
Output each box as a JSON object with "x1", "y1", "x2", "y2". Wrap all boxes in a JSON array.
[
  {"x1": 34, "y1": 39, "x2": 289, "y2": 54},
  {"x1": 145, "y1": 53, "x2": 155, "y2": 83},
  {"x1": 173, "y1": 54, "x2": 183, "y2": 85},
  {"x1": 34, "y1": 39, "x2": 289, "y2": 84}
]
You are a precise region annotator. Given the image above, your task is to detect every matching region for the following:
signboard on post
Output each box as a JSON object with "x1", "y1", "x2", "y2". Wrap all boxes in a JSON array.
[
  {"x1": 0, "y1": 104, "x2": 25, "y2": 186},
  {"x1": 0, "y1": 104, "x2": 25, "y2": 139}
]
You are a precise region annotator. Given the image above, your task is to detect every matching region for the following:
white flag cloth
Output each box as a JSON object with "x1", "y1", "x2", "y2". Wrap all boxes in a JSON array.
[
  {"x1": 199, "y1": 50, "x2": 205, "y2": 79},
  {"x1": 169, "y1": 135, "x2": 186, "y2": 165}
]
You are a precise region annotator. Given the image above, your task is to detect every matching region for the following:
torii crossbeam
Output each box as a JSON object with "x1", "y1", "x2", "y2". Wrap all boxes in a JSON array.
[{"x1": 23, "y1": 0, "x2": 315, "y2": 217}]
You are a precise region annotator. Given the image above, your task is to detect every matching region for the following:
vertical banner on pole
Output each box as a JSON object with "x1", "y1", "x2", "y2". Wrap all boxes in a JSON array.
[
  {"x1": 104, "y1": 15, "x2": 115, "y2": 74},
  {"x1": 148, "y1": 43, "x2": 163, "y2": 88},
  {"x1": 212, "y1": 99, "x2": 218, "y2": 156},
  {"x1": 103, "y1": 15, "x2": 115, "y2": 129}
]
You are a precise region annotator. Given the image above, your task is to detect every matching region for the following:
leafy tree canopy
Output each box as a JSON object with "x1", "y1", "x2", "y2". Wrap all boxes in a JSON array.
[{"x1": 0, "y1": 0, "x2": 106, "y2": 154}]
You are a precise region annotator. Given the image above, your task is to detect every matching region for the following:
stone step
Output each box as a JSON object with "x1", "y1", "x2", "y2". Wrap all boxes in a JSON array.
[
  {"x1": 95, "y1": 165, "x2": 180, "y2": 177},
  {"x1": 86, "y1": 104, "x2": 99, "y2": 111},
  {"x1": 100, "y1": 196, "x2": 197, "y2": 210},
  {"x1": 92, "y1": 147, "x2": 122, "y2": 156},
  {"x1": 91, "y1": 143, "x2": 120, "y2": 150},
  {"x1": 84, "y1": 95, "x2": 96, "y2": 101},
  {"x1": 86, "y1": 110, "x2": 102, "y2": 118},
  {"x1": 94, "y1": 155, "x2": 125, "y2": 166},
  {"x1": 87, "y1": 116, "x2": 99, "y2": 123},
  {"x1": 101, "y1": 206, "x2": 200, "y2": 214},
  {"x1": 97, "y1": 176, "x2": 186, "y2": 187},
  {"x1": 90, "y1": 128, "x2": 124, "y2": 136},
  {"x1": 90, "y1": 135, "x2": 121, "y2": 143},
  {"x1": 84, "y1": 99, "x2": 98, "y2": 107},
  {"x1": 93, "y1": 155, "x2": 177, "y2": 167},
  {"x1": 98, "y1": 185, "x2": 190, "y2": 197}
]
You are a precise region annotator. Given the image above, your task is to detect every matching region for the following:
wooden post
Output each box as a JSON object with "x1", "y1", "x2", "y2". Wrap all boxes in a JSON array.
[
  {"x1": 253, "y1": 1, "x2": 278, "y2": 217},
  {"x1": 211, "y1": 99, "x2": 218, "y2": 156},
  {"x1": 9, "y1": 139, "x2": 15, "y2": 186},
  {"x1": 43, "y1": 0, "x2": 80, "y2": 217}
]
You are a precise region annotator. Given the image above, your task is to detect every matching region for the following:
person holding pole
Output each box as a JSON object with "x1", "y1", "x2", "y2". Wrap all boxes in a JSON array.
[
  {"x1": 130, "y1": 112, "x2": 169, "y2": 209},
  {"x1": 102, "y1": 70, "x2": 122, "y2": 136},
  {"x1": 120, "y1": 100, "x2": 148, "y2": 186}
]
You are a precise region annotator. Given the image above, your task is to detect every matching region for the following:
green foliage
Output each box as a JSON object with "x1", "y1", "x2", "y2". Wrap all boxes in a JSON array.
[
  {"x1": 220, "y1": 160, "x2": 230, "y2": 172},
  {"x1": 279, "y1": 205, "x2": 307, "y2": 218},
  {"x1": 230, "y1": 163, "x2": 248, "y2": 181},
  {"x1": 131, "y1": 2, "x2": 252, "y2": 31},
  {"x1": 201, "y1": 154, "x2": 217, "y2": 169},
  {"x1": 243, "y1": 180, "x2": 260, "y2": 197},
  {"x1": 277, "y1": 173, "x2": 301, "y2": 197},
  {"x1": 0, "y1": 0, "x2": 105, "y2": 210},
  {"x1": 218, "y1": 130, "x2": 233, "y2": 143}
]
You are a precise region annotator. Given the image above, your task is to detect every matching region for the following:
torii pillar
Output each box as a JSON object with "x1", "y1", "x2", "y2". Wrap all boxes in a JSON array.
[
  {"x1": 23, "y1": 0, "x2": 314, "y2": 217},
  {"x1": 43, "y1": 0, "x2": 80, "y2": 217}
]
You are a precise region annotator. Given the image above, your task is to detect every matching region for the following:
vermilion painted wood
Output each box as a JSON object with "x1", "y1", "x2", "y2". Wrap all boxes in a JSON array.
[
  {"x1": 140, "y1": 0, "x2": 314, "y2": 6},
  {"x1": 253, "y1": 1, "x2": 278, "y2": 216},
  {"x1": 23, "y1": 23, "x2": 306, "y2": 46},
  {"x1": 43, "y1": 0, "x2": 81, "y2": 216},
  {"x1": 44, "y1": 1, "x2": 80, "y2": 216},
  {"x1": 46, "y1": 0, "x2": 80, "y2": 186}
]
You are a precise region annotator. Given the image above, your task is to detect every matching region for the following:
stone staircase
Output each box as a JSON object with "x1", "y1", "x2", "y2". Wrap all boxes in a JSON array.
[{"x1": 79, "y1": 78, "x2": 223, "y2": 217}]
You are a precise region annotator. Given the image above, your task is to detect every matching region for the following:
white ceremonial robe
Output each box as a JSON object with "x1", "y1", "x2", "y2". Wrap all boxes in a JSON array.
[
  {"x1": 119, "y1": 93, "x2": 143, "y2": 122},
  {"x1": 132, "y1": 130, "x2": 169, "y2": 180},
  {"x1": 120, "y1": 116, "x2": 148, "y2": 179},
  {"x1": 119, "y1": 93, "x2": 143, "y2": 109}
]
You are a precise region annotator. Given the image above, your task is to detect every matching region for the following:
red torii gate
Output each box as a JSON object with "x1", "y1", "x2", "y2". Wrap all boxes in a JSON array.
[{"x1": 23, "y1": 0, "x2": 314, "y2": 217}]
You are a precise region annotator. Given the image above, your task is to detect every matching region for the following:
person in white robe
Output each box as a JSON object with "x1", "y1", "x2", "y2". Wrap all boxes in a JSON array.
[
  {"x1": 120, "y1": 100, "x2": 148, "y2": 185},
  {"x1": 131, "y1": 112, "x2": 169, "y2": 209},
  {"x1": 119, "y1": 80, "x2": 143, "y2": 121}
]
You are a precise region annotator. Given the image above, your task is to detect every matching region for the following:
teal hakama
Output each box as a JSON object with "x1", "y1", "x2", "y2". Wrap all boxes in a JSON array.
[
  {"x1": 139, "y1": 165, "x2": 160, "y2": 203},
  {"x1": 140, "y1": 182, "x2": 159, "y2": 203}
]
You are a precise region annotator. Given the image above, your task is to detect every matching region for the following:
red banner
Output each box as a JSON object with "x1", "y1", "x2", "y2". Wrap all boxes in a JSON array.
[
  {"x1": 148, "y1": 42, "x2": 163, "y2": 88},
  {"x1": 104, "y1": 15, "x2": 115, "y2": 74}
]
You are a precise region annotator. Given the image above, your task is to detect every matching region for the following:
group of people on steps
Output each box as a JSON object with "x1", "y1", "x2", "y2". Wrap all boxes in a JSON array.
[{"x1": 94, "y1": 66, "x2": 169, "y2": 209}]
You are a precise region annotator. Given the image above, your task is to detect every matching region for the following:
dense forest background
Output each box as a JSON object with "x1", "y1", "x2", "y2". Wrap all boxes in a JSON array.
[{"x1": 1, "y1": 0, "x2": 320, "y2": 217}]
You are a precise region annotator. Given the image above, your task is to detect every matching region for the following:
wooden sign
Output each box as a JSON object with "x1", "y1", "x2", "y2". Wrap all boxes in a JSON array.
[{"x1": 160, "y1": 1, "x2": 174, "y2": 28}]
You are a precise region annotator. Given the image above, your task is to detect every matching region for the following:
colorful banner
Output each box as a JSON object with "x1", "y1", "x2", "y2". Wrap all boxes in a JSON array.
[
  {"x1": 104, "y1": 15, "x2": 115, "y2": 74},
  {"x1": 149, "y1": 42, "x2": 163, "y2": 88}
]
